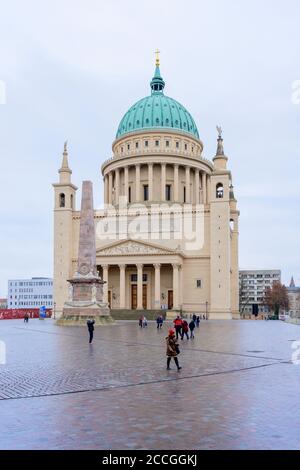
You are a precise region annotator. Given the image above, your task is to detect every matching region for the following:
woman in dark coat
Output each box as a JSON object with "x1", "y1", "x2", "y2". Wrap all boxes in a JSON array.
[{"x1": 166, "y1": 329, "x2": 182, "y2": 371}]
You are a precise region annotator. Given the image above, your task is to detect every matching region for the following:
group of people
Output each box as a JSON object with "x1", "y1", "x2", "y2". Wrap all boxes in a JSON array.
[
  {"x1": 138, "y1": 315, "x2": 148, "y2": 328},
  {"x1": 173, "y1": 314, "x2": 200, "y2": 340}
]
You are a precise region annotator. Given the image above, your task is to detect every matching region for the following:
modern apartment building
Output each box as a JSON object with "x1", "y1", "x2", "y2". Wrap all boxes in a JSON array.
[
  {"x1": 7, "y1": 278, "x2": 53, "y2": 309},
  {"x1": 239, "y1": 270, "x2": 281, "y2": 314}
]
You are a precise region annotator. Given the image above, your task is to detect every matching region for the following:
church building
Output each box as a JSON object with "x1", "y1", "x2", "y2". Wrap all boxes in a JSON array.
[{"x1": 53, "y1": 56, "x2": 240, "y2": 320}]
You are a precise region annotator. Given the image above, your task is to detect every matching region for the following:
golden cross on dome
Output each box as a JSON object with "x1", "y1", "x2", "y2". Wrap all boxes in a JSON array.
[{"x1": 155, "y1": 49, "x2": 160, "y2": 67}]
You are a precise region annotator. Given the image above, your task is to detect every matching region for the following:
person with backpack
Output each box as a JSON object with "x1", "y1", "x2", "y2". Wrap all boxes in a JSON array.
[
  {"x1": 173, "y1": 316, "x2": 183, "y2": 339},
  {"x1": 181, "y1": 319, "x2": 189, "y2": 340},
  {"x1": 189, "y1": 318, "x2": 196, "y2": 339},
  {"x1": 166, "y1": 329, "x2": 182, "y2": 371}
]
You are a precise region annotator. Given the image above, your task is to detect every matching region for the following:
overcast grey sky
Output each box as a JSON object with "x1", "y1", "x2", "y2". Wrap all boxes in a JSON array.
[{"x1": 0, "y1": 0, "x2": 299, "y2": 296}]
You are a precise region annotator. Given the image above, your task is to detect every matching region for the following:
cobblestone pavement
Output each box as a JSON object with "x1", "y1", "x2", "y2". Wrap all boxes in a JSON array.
[{"x1": 0, "y1": 318, "x2": 299, "y2": 449}]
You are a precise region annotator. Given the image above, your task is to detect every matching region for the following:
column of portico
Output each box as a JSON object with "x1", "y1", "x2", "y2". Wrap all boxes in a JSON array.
[
  {"x1": 119, "y1": 264, "x2": 126, "y2": 308},
  {"x1": 115, "y1": 168, "x2": 120, "y2": 204},
  {"x1": 202, "y1": 171, "x2": 207, "y2": 204},
  {"x1": 161, "y1": 163, "x2": 166, "y2": 200},
  {"x1": 124, "y1": 166, "x2": 129, "y2": 201},
  {"x1": 148, "y1": 163, "x2": 153, "y2": 201},
  {"x1": 172, "y1": 263, "x2": 180, "y2": 310},
  {"x1": 195, "y1": 169, "x2": 200, "y2": 205},
  {"x1": 174, "y1": 164, "x2": 179, "y2": 201},
  {"x1": 102, "y1": 264, "x2": 109, "y2": 304},
  {"x1": 185, "y1": 167, "x2": 190, "y2": 203},
  {"x1": 108, "y1": 171, "x2": 113, "y2": 205},
  {"x1": 137, "y1": 263, "x2": 143, "y2": 309},
  {"x1": 154, "y1": 263, "x2": 161, "y2": 309},
  {"x1": 135, "y1": 164, "x2": 140, "y2": 202}
]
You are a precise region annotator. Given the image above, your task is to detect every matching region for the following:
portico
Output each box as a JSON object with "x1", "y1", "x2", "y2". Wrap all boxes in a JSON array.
[{"x1": 95, "y1": 240, "x2": 183, "y2": 311}]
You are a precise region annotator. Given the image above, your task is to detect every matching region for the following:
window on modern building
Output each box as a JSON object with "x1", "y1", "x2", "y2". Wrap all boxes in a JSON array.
[
  {"x1": 59, "y1": 193, "x2": 65, "y2": 208},
  {"x1": 165, "y1": 184, "x2": 171, "y2": 201},
  {"x1": 143, "y1": 185, "x2": 149, "y2": 201},
  {"x1": 155, "y1": 140, "x2": 159, "y2": 147},
  {"x1": 183, "y1": 186, "x2": 186, "y2": 203},
  {"x1": 216, "y1": 183, "x2": 224, "y2": 199},
  {"x1": 196, "y1": 279, "x2": 202, "y2": 288},
  {"x1": 128, "y1": 186, "x2": 132, "y2": 203},
  {"x1": 144, "y1": 140, "x2": 149, "y2": 147}
]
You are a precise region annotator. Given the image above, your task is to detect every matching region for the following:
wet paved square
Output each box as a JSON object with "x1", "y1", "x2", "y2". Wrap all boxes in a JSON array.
[{"x1": 0, "y1": 318, "x2": 299, "y2": 449}]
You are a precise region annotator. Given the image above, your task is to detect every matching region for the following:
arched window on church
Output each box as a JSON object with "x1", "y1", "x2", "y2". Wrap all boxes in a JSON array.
[
  {"x1": 230, "y1": 219, "x2": 234, "y2": 231},
  {"x1": 59, "y1": 193, "x2": 65, "y2": 208},
  {"x1": 216, "y1": 183, "x2": 224, "y2": 199},
  {"x1": 70, "y1": 194, "x2": 74, "y2": 210}
]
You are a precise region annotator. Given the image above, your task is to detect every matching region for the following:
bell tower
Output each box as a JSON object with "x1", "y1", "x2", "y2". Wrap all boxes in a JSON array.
[
  {"x1": 209, "y1": 128, "x2": 232, "y2": 319},
  {"x1": 53, "y1": 142, "x2": 77, "y2": 318}
]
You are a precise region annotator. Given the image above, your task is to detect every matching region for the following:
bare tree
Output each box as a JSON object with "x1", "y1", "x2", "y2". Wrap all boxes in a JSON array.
[{"x1": 263, "y1": 281, "x2": 289, "y2": 319}]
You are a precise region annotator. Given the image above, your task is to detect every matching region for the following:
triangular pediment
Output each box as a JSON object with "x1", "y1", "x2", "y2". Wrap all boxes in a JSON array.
[{"x1": 96, "y1": 239, "x2": 179, "y2": 256}]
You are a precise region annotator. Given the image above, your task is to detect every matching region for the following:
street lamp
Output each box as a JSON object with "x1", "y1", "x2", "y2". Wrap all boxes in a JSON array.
[{"x1": 205, "y1": 301, "x2": 208, "y2": 320}]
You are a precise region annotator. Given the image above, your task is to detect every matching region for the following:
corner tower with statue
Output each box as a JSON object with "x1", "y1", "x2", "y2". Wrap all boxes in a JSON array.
[{"x1": 53, "y1": 55, "x2": 240, "y2": 320}]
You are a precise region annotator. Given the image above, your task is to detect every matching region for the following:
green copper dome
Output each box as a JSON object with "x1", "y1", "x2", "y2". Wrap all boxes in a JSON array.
[{"x1": 116, "y1": 64, "x2": 199, "y2": 140}]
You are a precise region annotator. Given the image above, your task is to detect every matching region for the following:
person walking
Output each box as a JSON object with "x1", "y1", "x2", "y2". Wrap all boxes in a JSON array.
[
  {"x1": 181, "y1": 319, "x2": 189, "y2": 340},
  {"x1": 166, "y1": 329, "x2": 182, "y2": 371},
  {"x1": 189, "y1": 318, "x2": 195, "y2": 339},
  {"x1": 196, "y1": 316, "x2": 200, "y2": 327},
  {"x1": 87, "y1": 319, "x2": 95, "y2": 344},
  {"x1": 192, "y1": 314, "x2": 197, "y2": 323},
  {"x1": 139, "y1": 316, "x2": 143, "y2": 328},
  {"x1": 142, "y1": 316, "x2": 148, "y2": 328},
  {"x1": 24, "y1": 313, "x2": 29, "y2": 323},
  {"x1": 173, "y1": 316, "x2": 183, "y2": 340},
  {"x1": 156, "y1": 315, "x2": 162, "y2": 329}
]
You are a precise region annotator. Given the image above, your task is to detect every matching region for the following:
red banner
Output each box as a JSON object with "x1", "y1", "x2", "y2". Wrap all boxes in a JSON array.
[{"x1": 0, "y1": 308, "x2": 52, "y2": 320}]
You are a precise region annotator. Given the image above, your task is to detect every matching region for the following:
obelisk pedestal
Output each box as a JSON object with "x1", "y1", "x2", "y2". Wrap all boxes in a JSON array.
[{"x1": 57, "y1": 180, "x2": 113, "y2": 326}]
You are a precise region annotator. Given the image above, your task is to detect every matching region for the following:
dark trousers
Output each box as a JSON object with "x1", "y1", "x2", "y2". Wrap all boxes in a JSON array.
[
  {"x1": 175, "y1": 327, "x2": 182, "y2": 339},
  {"x1": 190, "y1": 329, "x2": 195, "y2": 338},
  {"x1": 89, "y1": 330, "x2": 94, "y2": 343},
  {"x1": 167, "y1": 356, "x2": 180, "y2": 369},
  {"x1": 181, "y1": 331, "x2": 189, "y2": 340}
]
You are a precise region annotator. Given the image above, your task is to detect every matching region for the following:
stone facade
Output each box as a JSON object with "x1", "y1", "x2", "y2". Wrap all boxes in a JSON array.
[{"x1": 53, "y1": 64, "x2": 240, "y2": 320}]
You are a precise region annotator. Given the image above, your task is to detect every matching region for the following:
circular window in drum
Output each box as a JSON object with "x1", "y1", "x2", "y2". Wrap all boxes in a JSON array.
[
  {"x1": 175, "y1": 120, "x2": 179, "y2": 125},
  {"x1": 156, "y1": 118, "x2": 160, "y2": 124},
  {"x1": 136, "y1": 120, "x2": 140, "y2": 125},
  {"x1": 165, "y1": 118, "x2": 169, "y2": 124},
  {"x1": 128, "y1": 122, "x2": 132, "y2": 128},
  {"x1": 146, "y1": 118, "x2": 149, "y2": 124}
]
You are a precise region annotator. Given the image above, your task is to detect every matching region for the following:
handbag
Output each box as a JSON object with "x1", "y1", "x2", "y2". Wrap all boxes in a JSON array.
[{"x1": 175, "y1": 344, "x2": 180, "y2": 355}]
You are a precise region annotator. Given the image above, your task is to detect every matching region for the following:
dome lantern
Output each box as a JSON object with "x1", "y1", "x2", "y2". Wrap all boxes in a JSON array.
[{"x1": 150, "y1": 49, "x2": 165, "y2": 94}]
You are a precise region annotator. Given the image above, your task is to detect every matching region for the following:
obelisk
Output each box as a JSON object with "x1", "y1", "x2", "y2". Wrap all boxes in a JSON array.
[{"x1": 57, "y1": 181, "x2": 112, "y2": 325}]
